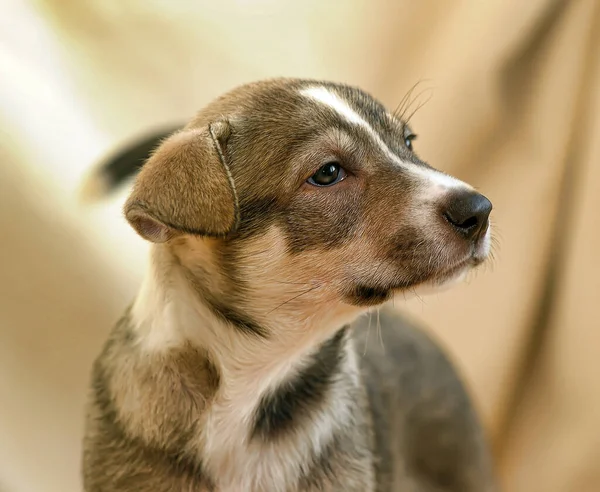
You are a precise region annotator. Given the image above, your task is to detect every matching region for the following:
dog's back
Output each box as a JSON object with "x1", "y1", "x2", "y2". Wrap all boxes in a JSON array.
[{"x1": 355, "y1": 308, "x2": 496, "y2": 491}]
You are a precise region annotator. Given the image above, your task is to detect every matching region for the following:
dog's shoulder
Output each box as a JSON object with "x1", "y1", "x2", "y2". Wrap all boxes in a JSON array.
[
  {"x1": 82, "y1": 310, "x2": 218, "y2": 492},
  {"x1": 351, "y1": 307, "x2": 497, "y2": 492}
]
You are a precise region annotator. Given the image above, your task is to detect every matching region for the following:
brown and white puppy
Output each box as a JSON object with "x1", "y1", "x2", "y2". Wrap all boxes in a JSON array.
[{"x1": 82, "y1": 78, "x2": 497, "y2": 492}]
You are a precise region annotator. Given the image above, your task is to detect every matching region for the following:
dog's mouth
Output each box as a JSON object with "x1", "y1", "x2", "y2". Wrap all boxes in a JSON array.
[
  {"x1": 395, "y1": 254, "x2": 480, "y2": 294},
  {"x1": 427, "y1": 253, "x2": 484, "y2": 287},
  {"x1": 345, "y1": 243, "x2": 490, "y2": 307},
  {"x1": 416, "y1": 230, "x2": 492, "y2": 288},
  {"x1": 431, "y1": 252, "x2": 485, "y2": 284},
  {"x1": 344, "y1": 221, "x2": 493, "y2": 307}
]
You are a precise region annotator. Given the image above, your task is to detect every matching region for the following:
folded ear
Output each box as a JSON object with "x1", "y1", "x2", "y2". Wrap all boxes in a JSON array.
[{"x1": 124, "y1": 121, "x2": 239, "y2": 243}]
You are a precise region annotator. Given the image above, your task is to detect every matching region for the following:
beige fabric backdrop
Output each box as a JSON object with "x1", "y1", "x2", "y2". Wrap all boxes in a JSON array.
[{"x1": 1, "y1": 0, "x2": 598, "y2": 490}]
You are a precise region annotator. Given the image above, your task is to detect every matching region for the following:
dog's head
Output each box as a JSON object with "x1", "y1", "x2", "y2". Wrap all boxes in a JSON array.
[{"x1": 125, "y1": 79, "x2": 492, "y2": 330}]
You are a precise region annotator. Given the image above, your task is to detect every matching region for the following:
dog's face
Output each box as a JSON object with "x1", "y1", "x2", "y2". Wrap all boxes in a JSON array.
[{"x1": 126, "y1": 79, "x2": 492, "y2": 327}]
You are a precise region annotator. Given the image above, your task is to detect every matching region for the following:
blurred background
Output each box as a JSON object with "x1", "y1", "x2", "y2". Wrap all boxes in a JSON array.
[{"x1": 1, "y1": 0, "x2": 599, "y2": 490}]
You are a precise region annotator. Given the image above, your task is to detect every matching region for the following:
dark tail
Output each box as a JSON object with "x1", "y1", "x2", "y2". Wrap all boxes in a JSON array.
[{"x1": 79, "y1": 124, "x2": 181, "y2": 202}]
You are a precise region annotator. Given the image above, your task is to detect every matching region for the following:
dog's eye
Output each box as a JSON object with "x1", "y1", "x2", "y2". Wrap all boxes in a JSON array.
[
  {"x1": 404, "y1": 133, "x2": 417, "y2": 151},
  {"x1": 307, "y1": 162, "x2": 347, "y2": 187}
]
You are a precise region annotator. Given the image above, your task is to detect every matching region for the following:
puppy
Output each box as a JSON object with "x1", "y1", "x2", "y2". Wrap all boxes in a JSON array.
[{"x1": 82, "y1": 78, "x2": 497, "y2": 491}]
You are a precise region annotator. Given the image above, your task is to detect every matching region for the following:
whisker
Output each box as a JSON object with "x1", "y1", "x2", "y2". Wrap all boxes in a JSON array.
[
  {"x1": 376, "y1": 308, "x2": 384, "y2": 350},
  {"x1": 398, "y1": 87, "x2": 429, "y2": 121},
  {"x1": 393, "y1": 79, "x2": 433, "y2": 120},
  {"x1": 393, "y1": 80, "x2": 424, "y2": 118},
  {"x1": 267, "y1": 284, "x2": 322, "y2": 314},
  {"x1": 370, "y1": 259, "x2": 390, "y2": 286},
  {"x1": 243, "y1": 248, "x2": 272, "y2": 256},
  {"x1": 405, "y1": 88, "x2": 434, "y2": 124},
  {"x1": 411, "y1": 287, "x2": 425, "y2": 305},
  {"x1": 397, "y1": 90, "x2": 434, "y2": 126},
  {"x1": 363, "y1": 311, "x2": 372, "y2": 357},
  {"x1": 273, "y1": 280, "x2": 316, "y2": 286}
]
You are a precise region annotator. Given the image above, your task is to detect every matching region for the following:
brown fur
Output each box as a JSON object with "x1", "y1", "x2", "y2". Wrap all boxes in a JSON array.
[
  {"x1": 125, "y1": 122, "x2": 239, "y2": 242},
  {"x1": 83, "y1": 78, "x2": 496, "y2": 491}
]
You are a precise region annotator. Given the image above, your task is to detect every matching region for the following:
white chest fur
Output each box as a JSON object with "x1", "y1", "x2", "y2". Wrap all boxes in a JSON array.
[{"x1": 131, "y1": 258, "x2": 361, "y2": 491}]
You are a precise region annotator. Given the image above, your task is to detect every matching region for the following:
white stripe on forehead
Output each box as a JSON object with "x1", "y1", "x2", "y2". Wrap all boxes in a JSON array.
[
  {"x1": 300, "y1": 86, "x2": 367, "y2": 126},
  {"x1": 300, "y1": 86, "x2": 399, "y2": 163},
  {"x1": 299, "y1": 85, "x2": 470, "y2": 192}
]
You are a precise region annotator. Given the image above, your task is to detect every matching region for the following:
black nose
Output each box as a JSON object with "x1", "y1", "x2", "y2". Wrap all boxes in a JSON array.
[{"x1": 443, "y1": 190, "x2": 492, "y2": 240}]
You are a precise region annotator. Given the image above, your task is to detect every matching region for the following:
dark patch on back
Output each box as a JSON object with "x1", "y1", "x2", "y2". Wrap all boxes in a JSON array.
[{"x1": 251, "y1": 327, "x2": 348, "y2": 441}]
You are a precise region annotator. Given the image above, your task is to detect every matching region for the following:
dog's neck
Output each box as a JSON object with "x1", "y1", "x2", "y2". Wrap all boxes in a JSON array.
[
  {"x1": 132, "y1": 243, "x2": 360, "y2": 377},
  {"x1": 129, "y1": 244, "x2": 365, "y2": 489}
]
